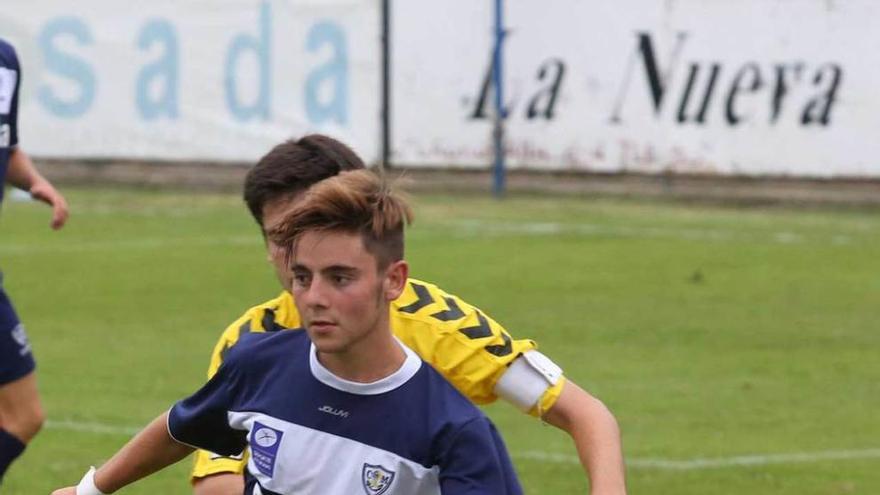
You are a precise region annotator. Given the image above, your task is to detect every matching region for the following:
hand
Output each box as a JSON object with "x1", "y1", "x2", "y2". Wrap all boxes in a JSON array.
[
  {"x1": 50, "y1": 487, "x2": 77, "y2": 495},
  {"x1": 29, "y1": 179, "x2": 69, "y2": 230}
]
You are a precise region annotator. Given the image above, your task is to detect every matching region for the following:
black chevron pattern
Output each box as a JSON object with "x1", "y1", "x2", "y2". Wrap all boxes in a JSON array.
[
  {"x1": 484, "y1": 332, "x2": 513, "y2": 357},
  {"x1": 458, "y1": 311, "x2": 493, "y2": 339},
  {"x1": 397, "y1": 282, "x2": 434, "y2": 313},
  {"x1": 431, "y1": 296, "x2": 466, "y2": 322},
  {"x1": 262, "y1": 308, "x2": 290, "y2": 332}
]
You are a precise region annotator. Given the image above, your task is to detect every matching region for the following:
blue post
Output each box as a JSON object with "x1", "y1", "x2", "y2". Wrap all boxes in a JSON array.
[{"x1": 492, "y1": 0, "x2": 506, "y2": 198}]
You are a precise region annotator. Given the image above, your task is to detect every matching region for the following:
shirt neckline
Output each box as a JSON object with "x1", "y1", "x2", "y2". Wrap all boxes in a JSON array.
[{"x1": 309, "y1": 337, "x2": 422, "y2": 395}]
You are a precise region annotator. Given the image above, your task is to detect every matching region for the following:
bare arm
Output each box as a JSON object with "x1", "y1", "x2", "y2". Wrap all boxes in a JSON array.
[
  {"x1": 542, "y1": 381, "x2": 627, "y2": 495},
  {"x1": 5, "y1": 147, "x2": 68, "y2": 229},
  {"x1": 52, "y1": 412, "x2": 194, "y2": 494}
]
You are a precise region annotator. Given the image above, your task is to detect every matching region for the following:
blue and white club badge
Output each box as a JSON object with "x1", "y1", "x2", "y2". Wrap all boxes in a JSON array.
[
  {"x1": 250, "y1": 422, "x2": 284, "y2": 478},
  {"x1": 362, "y1": 463, "x2": 396, "y2": 495}
]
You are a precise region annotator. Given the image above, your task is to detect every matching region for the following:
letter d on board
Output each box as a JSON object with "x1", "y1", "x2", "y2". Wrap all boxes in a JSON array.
[
  {"x1": 225, "y1": 1, "x2": 271, "y2": 121},
  {"x1": 304, "y1": 21, "x2": 348, "y2": 125}
]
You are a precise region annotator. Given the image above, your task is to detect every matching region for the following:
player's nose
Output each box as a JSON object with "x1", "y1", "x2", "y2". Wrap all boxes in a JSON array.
[{"x1": 302, "y1": 277, "x2": 330, "y2": 308}]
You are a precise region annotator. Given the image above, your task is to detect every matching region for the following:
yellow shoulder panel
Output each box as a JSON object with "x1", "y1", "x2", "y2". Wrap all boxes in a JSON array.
[{"x1": 390, "y1": 278, "x2": 539, "y2": 404}]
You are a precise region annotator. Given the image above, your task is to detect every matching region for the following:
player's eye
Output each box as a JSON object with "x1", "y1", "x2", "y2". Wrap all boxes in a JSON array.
[{"x1": 292, "y1": 272, "x2": 311, "y2": 287}]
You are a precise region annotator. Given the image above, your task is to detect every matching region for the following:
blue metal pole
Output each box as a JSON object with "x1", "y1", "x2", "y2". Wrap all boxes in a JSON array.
[{"x1": 492, "y1": 0, "x2": 506, "y2": 198}]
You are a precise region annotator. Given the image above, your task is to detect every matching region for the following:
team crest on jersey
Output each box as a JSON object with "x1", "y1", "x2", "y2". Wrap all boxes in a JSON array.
[
  {"x1": 250, "y1": 422, "x2": 284, "y2": 478},
  {"x1": 362, "y1": 463, "x2": 395, "y2": 495}
]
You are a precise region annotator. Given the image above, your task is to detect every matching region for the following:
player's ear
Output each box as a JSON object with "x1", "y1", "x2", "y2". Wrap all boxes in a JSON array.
[{"x1": 383, "y1": 260, "x2": 408, "y2": 300}]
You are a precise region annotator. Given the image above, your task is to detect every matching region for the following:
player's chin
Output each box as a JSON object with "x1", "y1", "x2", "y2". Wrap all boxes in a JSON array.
[
  {"x1": 307, "y1": 329, "x2": 345, "y2": 352},
  {"x1": 311, "y1": 339, "x2": 348, "y2": 354}
]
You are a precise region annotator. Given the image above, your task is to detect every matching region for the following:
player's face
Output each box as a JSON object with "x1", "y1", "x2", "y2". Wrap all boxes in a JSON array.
[
  {"x1": 290, "y1": 230, "x2": 406, "y2": 355},
  {"x1": 261, "y1": 194, "x2": 303, "y2": 290}
]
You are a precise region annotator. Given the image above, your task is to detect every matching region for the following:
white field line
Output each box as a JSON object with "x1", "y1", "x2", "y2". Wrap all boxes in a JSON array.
[
  {"x1": 445, "y1": 220, "x2": 865, "y2": 246},
  {"x1": 1, "y1": 220, "x2": 870, "y2": 255},
  {"x1": 45, "y1": 419, "x2": 880, "y2": 471},
  {"x1": 0, "y1": 235, "x2": 259, "y2": 255},
  {"x1": 516, "y1": 449, "x2": 880, "y2": 470},
  {"x1": 46, "y1": 419, "x2": 141, "y2": 436}
]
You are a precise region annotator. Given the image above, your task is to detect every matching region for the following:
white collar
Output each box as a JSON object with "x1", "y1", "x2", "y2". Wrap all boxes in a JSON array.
[{"x1": 309, "y1": 337, "x2": 422, "y2": 395}]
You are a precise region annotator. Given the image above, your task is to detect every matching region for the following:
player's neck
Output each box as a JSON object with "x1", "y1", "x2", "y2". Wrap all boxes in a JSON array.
[{"x1": 317, "y1": 323, "x2": 406, "y2": 383}]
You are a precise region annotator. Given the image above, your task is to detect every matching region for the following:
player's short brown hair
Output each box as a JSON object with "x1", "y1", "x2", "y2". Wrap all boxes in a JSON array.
[
  {"x1": 244, "y1": 134, "x2": 366, "y2": 227},
  {"x1": 270, "y1": 170, "x2": 412, "y2": 269}
]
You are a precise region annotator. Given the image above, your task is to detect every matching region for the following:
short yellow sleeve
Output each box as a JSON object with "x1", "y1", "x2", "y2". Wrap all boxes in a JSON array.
[{"x1": 391, "y1": 279, "x2": 545, "y2": 405}]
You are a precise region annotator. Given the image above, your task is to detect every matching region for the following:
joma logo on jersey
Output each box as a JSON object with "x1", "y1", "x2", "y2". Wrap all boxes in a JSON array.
[
  {"x1": 362, "y1": 464, "x2": 395, "y2": 495},
  {"x1": 318, "y1": 405, "x2": 349, "y2": 418}
]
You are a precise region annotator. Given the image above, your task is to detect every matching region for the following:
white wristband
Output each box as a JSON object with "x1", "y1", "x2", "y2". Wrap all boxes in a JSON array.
[{"x1": 76, "y1": 466, "x2": 107, "y2": 495}]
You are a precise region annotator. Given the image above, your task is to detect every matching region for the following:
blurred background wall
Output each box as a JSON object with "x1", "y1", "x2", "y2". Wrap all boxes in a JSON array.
[{"x1": 2, "y1": 0, "x2": 879, "y2": 199}]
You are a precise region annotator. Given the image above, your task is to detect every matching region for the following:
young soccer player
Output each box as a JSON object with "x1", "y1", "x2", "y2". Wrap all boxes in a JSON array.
[
  {"x1": 0, "y1": 37, "x2": 69, "y2": 484},
  {"x1": 192, "y1": 135, "x2": 626, "y2": 495},
  {"x1": 52, "y1": 170, "x2": 523, "y2": 495}
]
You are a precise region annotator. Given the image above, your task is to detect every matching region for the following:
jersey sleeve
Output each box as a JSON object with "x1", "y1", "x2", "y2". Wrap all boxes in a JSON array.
[
  {"x1": 191, "y1": 293, "x2": 300, "y2": 480},
  {"x1": 438, "y1": 417, "x2": 524, "y2": 495},
  {"x1": 168, "y1": 358, "x2": 248, "y2": 457},
  {"x1": 191, "y1": 302, "x2": 272, "y2": 480},
  {"x1": 191, "y1": 319, "x2": 251, "y2": 477},
  {"x1": 392, "y1": 279, "x2": 564, "y2": 415}
]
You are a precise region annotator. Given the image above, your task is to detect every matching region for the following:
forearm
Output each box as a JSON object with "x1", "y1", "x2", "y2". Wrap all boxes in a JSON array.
[
  {"x1": 542, "y1": 381, "x2": 626, "y2": 495},
  {"x1": 94, "y1": 412, "x2": 194, "y2": 493},
  {"x1": 4, "y1": 147, "x2": 43, "y2": 190}
]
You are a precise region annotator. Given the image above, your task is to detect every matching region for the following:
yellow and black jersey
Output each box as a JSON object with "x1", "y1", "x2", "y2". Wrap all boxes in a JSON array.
[{"x1": 192, "y1": 278, "x2": 565, "y2": 480}]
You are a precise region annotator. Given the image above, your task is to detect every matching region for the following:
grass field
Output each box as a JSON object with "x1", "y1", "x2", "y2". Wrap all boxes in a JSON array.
[{"x1": 1, "y1": 186, "x2": 878, "y2": 494}]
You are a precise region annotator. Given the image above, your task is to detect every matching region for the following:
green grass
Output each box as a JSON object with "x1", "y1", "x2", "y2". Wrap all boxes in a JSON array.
[{"x1": 1, "y1": 187, "x2": 878, "y2": 494}]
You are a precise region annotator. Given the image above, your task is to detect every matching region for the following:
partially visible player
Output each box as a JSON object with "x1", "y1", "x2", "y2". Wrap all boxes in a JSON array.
[
  {"x1": 192, "y1": 135, "x2": 626, "y2": 495},
  {"x1": 0, "y1": 37, "x2": 69, "y2": 484},
  {"x1": 51, "y1": 169, "x2": 523, "y2": 495}
]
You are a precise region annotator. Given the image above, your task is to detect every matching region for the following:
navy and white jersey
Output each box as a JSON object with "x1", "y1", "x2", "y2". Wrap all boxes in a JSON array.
[
  {"x1": 168, "y1": 331, "x2": 523, "y2": 495},
  {"x1": 0, "y1": 38, "x2": 21, "y2": 205}
]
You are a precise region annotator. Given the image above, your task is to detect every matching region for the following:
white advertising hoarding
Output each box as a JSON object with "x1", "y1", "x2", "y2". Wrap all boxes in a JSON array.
[
  {"x1": 1, "y1": 0, "x2": 381, "y2": 163},
  {"x1": 3, "y1": 1, "x2": 879, "y2": 178},
  {"x1": 393, "y1": 0, "x2": 879, "y2": 177}
]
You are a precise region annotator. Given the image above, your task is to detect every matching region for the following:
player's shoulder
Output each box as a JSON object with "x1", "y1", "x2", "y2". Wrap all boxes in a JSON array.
[
  {"x1": 0, "y1": 38, "x2": 17, "y2": 60},
  {"x1": 392, "y1": 278, "x2": 475, "y2": 324},
  {"x1": 414, "y1": 358, "x2": 486, "y2": 423},
  {"x1": 223, "y1": 291, "x2": 296, "y2": 335},
  {"x1": 240, "y1": 291, "x2": 292, "y2": 320},
  {"x1": 224, "y1": 329, "x2": 308, "y2": 370},
  {"x1": 0, "y1": 41, "x2": 18, "y2": 70},
  {"x1": 395, "y1": 277, "x2": 448, "y2": 303}
]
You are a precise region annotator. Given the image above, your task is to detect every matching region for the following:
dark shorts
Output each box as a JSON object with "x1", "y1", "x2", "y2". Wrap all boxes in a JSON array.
[{"x1": 0, "y1": 271, "x2": 35, "y2": 385}]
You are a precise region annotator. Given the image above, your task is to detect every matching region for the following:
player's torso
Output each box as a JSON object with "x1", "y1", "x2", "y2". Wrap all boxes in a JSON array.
[{"x1": 232, "y1": 334, "x2": 453, "y2": 495}]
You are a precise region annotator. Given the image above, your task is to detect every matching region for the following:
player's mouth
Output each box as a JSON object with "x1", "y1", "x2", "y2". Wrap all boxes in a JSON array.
[{"x1": 309, "y1": 320, "x2": 337, "y2": 333}]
